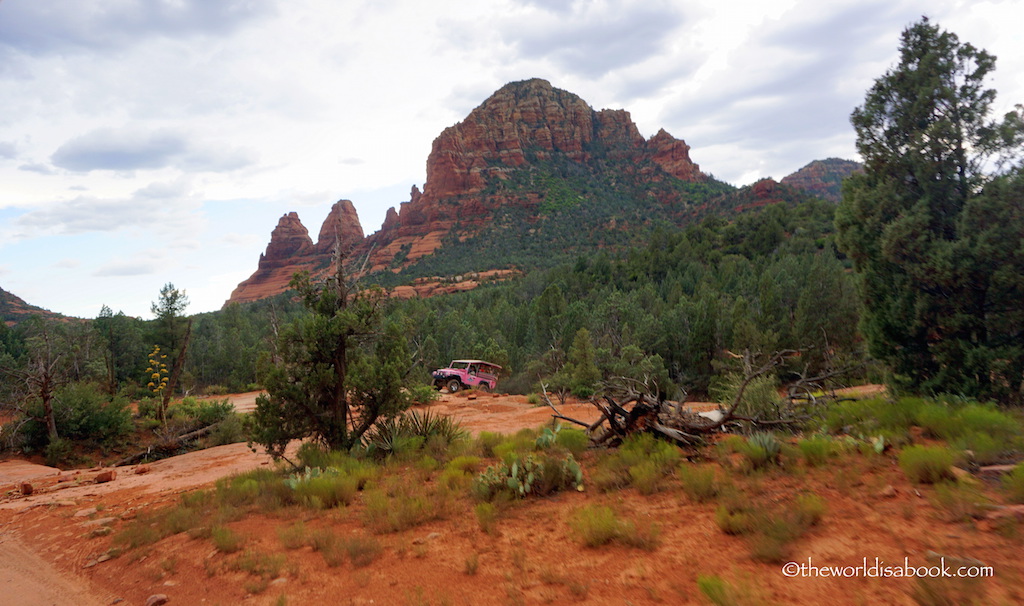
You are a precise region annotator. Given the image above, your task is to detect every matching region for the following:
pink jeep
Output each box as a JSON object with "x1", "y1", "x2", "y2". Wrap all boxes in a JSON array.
[{"x1": 431, "y1": 359, "x2": 501, "y2": 393}]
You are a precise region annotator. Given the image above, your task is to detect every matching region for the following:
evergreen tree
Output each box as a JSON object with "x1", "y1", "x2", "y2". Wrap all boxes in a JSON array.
[
  {"x1": 252, "y1": 259, "x2": 413, "y2": 458},
  {"x1": 149, "y1": 283, "x2": 192, "y2": 418},
  {"x1": 836, "y1": 18, "x2": 1024, "y2": 400}
]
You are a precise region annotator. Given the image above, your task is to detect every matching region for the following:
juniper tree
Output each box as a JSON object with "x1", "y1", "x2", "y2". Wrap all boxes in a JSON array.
[
  {"x1": 252, "y1": 257, "x2": 412, "y2": 458},
  {"x1": 836, "y1": 17, "x2": 1024, "y2": 401}
]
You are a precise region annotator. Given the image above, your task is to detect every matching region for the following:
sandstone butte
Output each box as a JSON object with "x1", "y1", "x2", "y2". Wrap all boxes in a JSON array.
[{"x1": 226, "y1": 77, "x2": 708, "y2": 306}]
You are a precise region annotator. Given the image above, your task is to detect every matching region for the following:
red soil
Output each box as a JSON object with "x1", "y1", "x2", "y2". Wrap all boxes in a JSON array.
[{"x1": 1, "y1": 390, "x2": 1020, "y2": 605}]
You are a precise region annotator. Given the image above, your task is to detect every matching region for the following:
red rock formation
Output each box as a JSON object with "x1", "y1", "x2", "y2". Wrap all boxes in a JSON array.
[
  {"x1": 225, "y1": 78, "x2": 708, "y2": 306},
  {"x1": 361, "y1": 78, "x2": 705, "y2": 271},
  {"x1": 780, "y1": 158, "x2": 862, "y2": 203},
  {"x1": 647, "y1": 128, "x2": 704, "y2": 182},
  {"x1": 315, "y1": 199, "x2": 364, "y2": 255},
  {"x1": 262, "y1": 212, "x2": 313, "y2": 263}
]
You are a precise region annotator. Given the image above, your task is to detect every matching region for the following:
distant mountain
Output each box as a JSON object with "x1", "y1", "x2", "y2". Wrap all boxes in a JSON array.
[
  {"x1": 226, "y1": 80, "x2": 858, "y2": 306},
  {"x1": 226, "y1": 78, "x2": 723, "y2": 305},
  {"x1": 1, "y1": 286, "x2": 59, "y2": 324},
  {"x1": 780, "y1": 158, "x2": 862, "y2": 203}
]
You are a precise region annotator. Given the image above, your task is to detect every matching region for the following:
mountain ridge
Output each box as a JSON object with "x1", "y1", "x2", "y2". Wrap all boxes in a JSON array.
[{"x1": 225, "y1": 79, "x2": 862, "y2": 306}]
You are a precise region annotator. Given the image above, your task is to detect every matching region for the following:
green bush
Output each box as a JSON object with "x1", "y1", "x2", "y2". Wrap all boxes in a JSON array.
[
  {"x1": 363, "y1": 410, "x2": 466, "y2": 460},
  {"x1": 361, "y1": 479, "x2": 451, "y2": 534},
  {"x1": 474, "y1": 502, "x2": 499, "y2": 535},
  {"x1": 797, "y1": 436, "x2": 834, "y2": 467},
  {"x1": 286, "y1": 468, "x2": 359, "y2": 509},
  {"x1": 591, "y1": 432, "x2": 681, "y2": 492},
  {"x1": 568, "y1": 505, "x2": 660, "y2": 551},
  {"x1": 715, "y1": 505, "x2": 753, "y2": 536},
  {"x1": 793, "y1": 493, "x2": 826, "y2": 527},
  {"x1": 211, "y1": 525, "x2": 244, "y2": 553},
  {"x1": 711, "y1": 373, "x2": 781, "y2": 421},
  {"x1": 21, "y1": 382, "x2": 133, "y2": 452},
  {"x1": 696, "y1": 575, "x2": 762, "y2": 606},
  {"x1": 554, "y1": 426, "x2": 590, "y2": 456},
  {"x1": 678, "y1": 464, "x2": 719, "y2": 502},
  {"x1": 207, "y1": 412, "x2": 250, "y2": 446},
  {"x1": 473, "y1": 452, "x2": 583, "y2": 501},
  {"x1": 168, "y1": 397, "x2": 233, "y2": 426},
  {"x1": 408, "y1": 384, "x2": 440, "y2": 405},
  {"x1": 898, "y1": 445, "x2": 955, "y2": 484},
  {"x1": 474, "y1": 431, "x2": 505, "y2": 458},
  {"x1": 1002, "y1": 464, "x2": 1024, "y2": 504},
  {"x1": 739, "y1": 432, "x2": 781, "y2": 470}
]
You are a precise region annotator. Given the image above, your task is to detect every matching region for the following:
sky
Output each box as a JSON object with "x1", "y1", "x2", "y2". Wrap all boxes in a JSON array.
[{"x1": 1, "y1": 0, "x2": 1022, "y2": 319}]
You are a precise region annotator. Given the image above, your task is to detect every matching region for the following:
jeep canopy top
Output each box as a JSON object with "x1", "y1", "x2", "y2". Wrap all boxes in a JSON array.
[{"x1": 450, "y1": 359, "x2": 502, "y2": 370}]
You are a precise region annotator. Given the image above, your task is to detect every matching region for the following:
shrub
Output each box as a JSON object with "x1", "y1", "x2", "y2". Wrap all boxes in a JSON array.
[
  {"x1": 931, "y1": 482, "x2": 987, "y2": 523},
  {"x1": 628, "y1": 461, "x2": 664, "y2": 495},
  {"x1": 739, "y1": 432, "x2": 781, "y2": 470},
  {"x1": 715, "y1": 505, "x2": 753, "y2": 536},
  {"x1": 234, "y1": 551, "x2": 286, "y2": 580},
  {"x1": 554, "y1": 426, "x2": 590, "y2": 456},
  {"x1": 277, "y1": 522, "x2": 308, "y2": 550},
  {"x1": 793, "y1": 493, "x2": 826, "y2": 527},
  {"x1": 474, "y1": 502, "x2": 499, "y2": 535},
  {"x1": 797, "y1": 436, "x2": 834, "y2": 467},
  {"x1": 899, "y1": 445, "x2": 955, "y2": 484},
  {"x1": 1001, "y1": 464, "x2": 1024, "y2": 504},
  {"x1": 408, "y1": 384, "x2": 440, "y2": 405},
  {"x1": 211, "y1": 526, "x2": 244, "y2": 553},
  {"x1": 44, "y1": 438, "x2": 74, "y2": 467},
  {"x1": 474, "y1": 431, "x2": 505, "y2": 458},
  {"x1": 591, "y1": 433, "x2": 680, "y2": 492},
  {"x1": 22, "y1": 382, "x2": 133, "y2": 452},
  {"x1": 696, "y1": 575, "x2": 740, "y2": 606},
  {"x1": 362, "y1": 480, "x2": 450, "y2": 534},
  {"x1": 711, "y1": 373, "x2": 781, "y2": 421},
  {"x1": 207, "y1": 412, "x2": 250, "y2": 446},
  {"x1": 473, "y1": 452, "x2": 583, "y2": 501},
  {"x1": 363, "y1": 410, "x2": 466, "y2": 460},
  {"x1": 169, "y1": 397, "x2": 233, "y2": 427},
  {"x1": 343, "y1": 535, "x2": 383, "y2": 567},
  {"x1": 286, "y1": 468, "x2": 359, "y2": 509},
  {"x1": 678, "y1": 464, "x2": 719, "y2": 502},
  {"x1": 309, "y1": 529, "x2": 345, "y2": 567},
  {"x1": 568, "y1": 505, "x2": 660, "y2": 551}
]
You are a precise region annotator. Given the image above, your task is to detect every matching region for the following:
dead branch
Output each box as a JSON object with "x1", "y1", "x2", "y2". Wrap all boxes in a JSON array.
[{"x1": 559, "y1": 348, "x2": 840, "y2": 448}]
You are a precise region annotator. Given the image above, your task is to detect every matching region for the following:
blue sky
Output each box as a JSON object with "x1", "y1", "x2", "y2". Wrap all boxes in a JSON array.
[{"x1": 1, "y1": 0, "x2": 1022, "y2": 318}]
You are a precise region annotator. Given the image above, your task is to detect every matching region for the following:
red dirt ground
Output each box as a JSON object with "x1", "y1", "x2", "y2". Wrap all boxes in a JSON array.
[{"x1": 1, "y1": 389, "x2": 1021, "y2": 606}]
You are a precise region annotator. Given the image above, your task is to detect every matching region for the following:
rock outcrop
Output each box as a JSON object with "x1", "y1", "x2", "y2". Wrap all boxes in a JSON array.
[
  {"x1": 226, "y1": 78, "x2": 709, "y2": 305},
  {"x1": 360, "y1": 78, "x2": 705, "y2": 272},
  {"x1": 315, "y1": 199, "x2": 364, "y2": 255},
  {"x1": 227, "y1": 202, "x2": 364, "y2": 305},
  {"x1": 780, "y1": 158, "x2": 862, "y2": 203}
]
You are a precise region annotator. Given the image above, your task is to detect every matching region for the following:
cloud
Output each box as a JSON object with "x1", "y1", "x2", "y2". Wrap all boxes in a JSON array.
[
  {"x1": 50, "y1": 126, "x2": 256, "y2": 173},
  {"x1": 18, "y1": 162, "x2": 57, "y2": 175},
  {"x1": 0, "y1": 141, "x2": 15, "y2": 158},
  {"x1": 658, "y1": 0, "x2": 923, "y2": 181},
  {"x1": 0, "y1": 0, "x2": 275, "y2": 57},
  {"x1": 52, "y1": 259, "x2": 81, "y2": 269},
  {"x1": 51, "y1": 128, "x2": 187, "y2": 171},
  {"x1": 93, "y1": 260, "x2": 160, "y2": 277},
  {"x1": 492, "y1": 0, "x2": 689, "y2": 79},
  {"x1": 11, "y1": 178, "x2": 201, "y2": 238}
]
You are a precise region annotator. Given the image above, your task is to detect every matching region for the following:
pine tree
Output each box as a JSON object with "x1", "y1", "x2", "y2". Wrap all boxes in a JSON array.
[{"x1": 836, "y1": 17, "x2": 1024, "y2": 400}]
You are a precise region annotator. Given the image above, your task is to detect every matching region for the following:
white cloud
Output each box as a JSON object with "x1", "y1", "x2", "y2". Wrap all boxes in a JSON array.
[
  {"x1": 51, "y1": 126, "x2": 257, "y2": 173},
  {"x1": 0, "y1": 0, "x2": 1021, "y2": 316}
]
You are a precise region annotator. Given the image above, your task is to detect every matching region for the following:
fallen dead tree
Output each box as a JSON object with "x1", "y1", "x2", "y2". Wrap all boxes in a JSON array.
[{"x1": 542, "y1": 349, "x2": 856, "y2": 447}]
